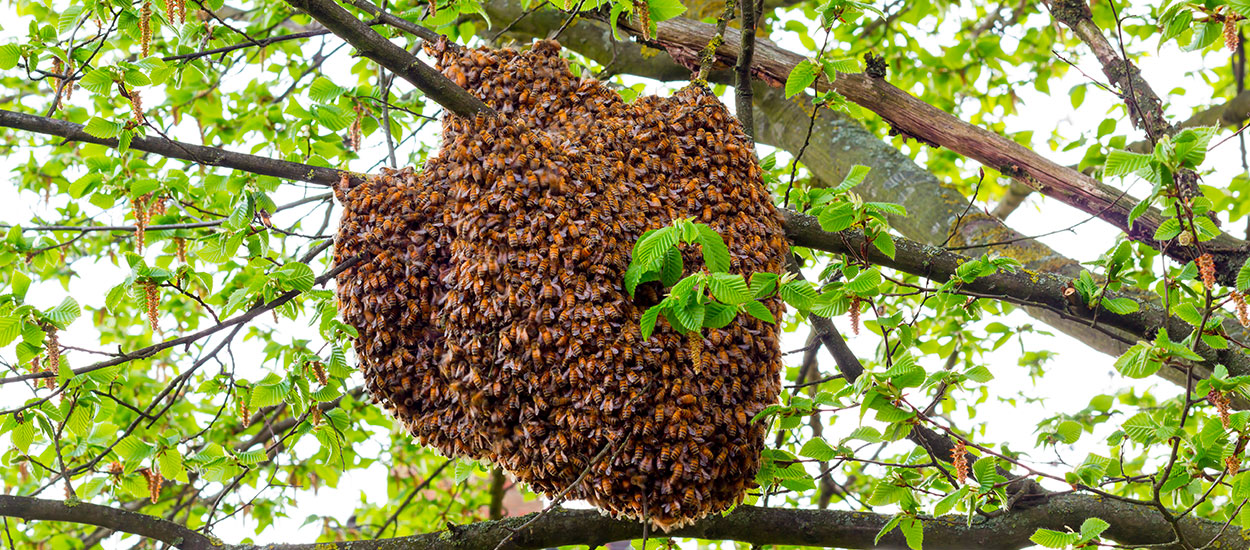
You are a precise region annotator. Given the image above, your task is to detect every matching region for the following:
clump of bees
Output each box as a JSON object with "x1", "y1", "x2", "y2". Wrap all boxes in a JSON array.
[{"x1": 333, "y1": 38, "x2": 788, "y2": 530}]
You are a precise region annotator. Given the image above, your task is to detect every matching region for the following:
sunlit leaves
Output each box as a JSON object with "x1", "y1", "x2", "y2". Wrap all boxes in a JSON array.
[{"x1": 785, "y1": 59, "x2": 819, "y2": 98}]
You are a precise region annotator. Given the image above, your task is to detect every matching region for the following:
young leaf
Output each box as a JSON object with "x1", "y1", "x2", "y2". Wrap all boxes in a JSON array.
[
  {"x1": 1029, "y1": 529, "x2": 1080, "y2": 549},
  {"x1": 786, "y1": 59, "x2": 819, "y2": 98},
  {"x1": 697, "y1": 224, "x2": 732, "y2": 273},
  {"x1": 1103, "y1": 150, "x2": 1153, "y2": 177},
  {"x1": 708, "y1": 272, "x2": 751, "y2": 304},
  {"x1": 743, "y1": 300, "x2": 775, "y2": 323}
]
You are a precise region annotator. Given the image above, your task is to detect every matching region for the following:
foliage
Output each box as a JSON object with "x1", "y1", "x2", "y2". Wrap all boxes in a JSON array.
[{"x1": 3, "y1": 0, "x2": 1250, "y2": 548}]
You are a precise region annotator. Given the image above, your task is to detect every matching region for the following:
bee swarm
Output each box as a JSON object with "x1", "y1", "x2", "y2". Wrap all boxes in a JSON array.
[{"x1": 333, "y1": 38, "x2": 787, "y2": 531}]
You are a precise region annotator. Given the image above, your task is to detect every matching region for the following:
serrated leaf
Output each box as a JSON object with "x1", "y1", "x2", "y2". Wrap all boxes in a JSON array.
[
  {"x1": 1078, "y1": 517, "x2": 1109, "y2": 543},
  {"x1": 1154, "y1": 218, "x2": 1182, "y2": 241},
  {"x1": 276, "y1": 262, "x2": 315, "y2": 292},
  {"x1": 646, "y1": 0, "x2": 685, "y2": 21},
  {"x1": 453, "y1": 459, "x2": 475, "y2": 484},
  {"x1": 708, "y1": 272, "x2": 751, "y2": 305},
  {"x1": 817, "y1": 203, "x2": 856, "y2": 232},
  {"x1": 1114, "y1": 342, "x2": 1160, "y2": 379},
  {"x1": 832, "y1": 165, "x2": 870, "y2": 192},
  {"x1": 308, "y1": 76, "x2": 348, "y2": 103},
  {"x1": 0, "y1": 44, "x2": 20, "y2": 70},
  {"x1": 750, "y1": 272, "x2": 779, "y2": 298},
  {"x1": 634, "y1": 227, "x2": 678, "y2": 272},
  {"x1": 743, "y1": 300, "x2": 775, "y2": 323},
  {"x1": 696, "y1": 224, "x2": 731, "y2": 273},
  {"x1": 798, "y1": 437, "x2": 837, "y2": 461},
  {"x1": 972, "y1": 456, "x2": 1005, "y2": 487},
  {"x1": 44, "y1": 297, "x2": 81, "y2": 329},
  {"x1": 872, "y1": 232, "x2": 895, "y2": 259},
  {"x1": 0, "y1": 317, "x2": 21, "y2": 347},
  {"x1": 640, "y1": 305, "x2": 661, "y2": 340},
  {"x1": 1030, "y1": 528, "x2": 1080, "y2": 548},
  {"x1": 158, "y1": 450, "x2": 188, "y2": 482},
  {"x1": 78, "y1": 68, "x2": 115, "y2": 94},
  {"x1": 786, "y1": 59, "x2": 818, "y2": 98},
  {"x1": 1104, "y1": 150, "x2": 1153, "y2": 177},
  {"x1": 1055, "y1": 420, "x2": 1082, "y2": 444},
  {"x1": 864, "y1": 202, "x2": 907, "y2": 217},
  {"x1": 83, "y1": 117, "x2": 124, "y2": 139},
  {"x1": 1122, "y1": 413, "x2": 1156, "y2": 444},
  {"x1": 899, "y1": 518, "x2": 923, "y2": 550},
  {"x1": 1100, "y1": 296, "x2": 1138, "y2": 315},
  {"x1": 1238, "y1": 258, "x2": 1250, "y2": 292},
  {"x1": 659, "y1": 247, "x2": 683, "y2": 286},
  {"x1": 845, "y1": 268, "x2": 882, "y2": 294},
  {"x1": 779, "y1": 280, "x2": 818, "y2": 311}
]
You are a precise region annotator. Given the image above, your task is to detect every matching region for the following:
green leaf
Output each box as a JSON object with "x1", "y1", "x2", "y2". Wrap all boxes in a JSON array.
[
  {"x1": 275, "y1": 262, "x2": 316, "y2": 292},
  {"x1": 786, "y1": 59, "x2": 819, "y2": 98},
  {"x1": 703, "y1": 302, "x2": 736, "y2": 328},
  {"x1": 817, "y1": 203, "x2": 856, "y2": 232},
  {"x1": 646, "y1": 0, "x2": 686, "y2": 21},
  {"x1": 640, "y1": 304, "x2": 661, "y2": 340},
  {"x1": 1114, "y1": 343, "x2": 1160, "y2": 379},
  {"x1": 864, "y1": 202, "x2": 907, "y2": 217},
  {"x1": 308, "y1": 76, "x2": 348, "y2": 103},
  {"x1": 1238, "y1": 257, "x2": 1250, "y2": 292},
  {"x1": 742, "y1": 300, "x2": 775, "y2": 323},
  {"x1": 845, "y1": 268, "x2": 882, "y2": 295},
  {"x1": 78, "y1": 68, "x2": 115, "y2": 94},
  {"x1": 1104, "y1": 150, "x2": 1153, "y2": 177},
  {"x1": 1029, "y1": 528, "x2": 1080, "y2": 549},
  {"x1": 972, "y1": 456, "x2": 1006, "y2": 486},
  {"x1": 454, "y1": 459, "x2": 475, "y2": 484},
  {"x1": 750, "y1": 272, "x2": 779, "y2": 298},
  {"x1": 708, "y1": 272, "x2": 751, "y2": 305},
  {"x1": 1154, "y1": 218, "x2": 1182, "y2": 241},
  {"x1": 0, "y1": 317, "x2": 22, "y2": 347},
  {"x1": 158, "y1": 450, "x2": 188, "y2": 482},
  {"x1": 11, "y1": 419, "x2": 34, "y2": 454},
  {"x1": 659, "y1": 247, "x2": 684, "y2": 286},
  {"x1": 0, "y1": 44, "x2": 20, "y2": 70},
  {"x1": 798, "y1": 437, "x2": 837, "y2": 461},
  {"x1": 83, "y1": 117, "x2": 124, "y2": 139},
  {"x1": 697, "y1": 224, "x2": 731, "y2": 273},
  {"x1": 634, "y1": 227, "x2": 678, "y2": 272},
  {"x1": 899, "y1": 518, "x2": 923, "y2": 550},
  {"x1": 1078, "y1": 518, "x2": 1109, "y2": 543},
  {"x1": 44, "y1": 297, "x2": 81, "y2": 329},
  {"x1": 1100, "y1": 296, "x2": 1138, "y2": 315},
  {"x1": 674, "y1": 301, "x2": 705, "y2": 332},
  {"x1": 872, "y1": 232, "x2": 895, "y2": 259},
  {"x1": 832, "y1": 165, "x2": 870, "y2": 192},
  {"x1": 876, "y1": 515, "x2": 903, "y2": 545},
  {"x1": 1055, "y1": 420, "x2": 1082, "y2": 444},
  {"x1": 1122, "y1": 412, "x2": 1156, "y2": 444},
  {"x1": 779, "y1": 280, "x2": 817, "y2": 311}
]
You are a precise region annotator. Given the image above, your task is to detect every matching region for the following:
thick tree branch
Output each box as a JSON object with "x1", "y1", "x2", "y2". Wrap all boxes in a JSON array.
[
  {"x1": 600, "y1": 11, "x2": 1249, "y2": 279},
  {"x1": 282, "y1": 0, "x2": 492, "y2": 117},
  {"x1": 2, "y1": 493, "x2": 1245, "y2": 550},
  {"x1": 0, "y1": 495, "x2": 215, "y2": 550}
]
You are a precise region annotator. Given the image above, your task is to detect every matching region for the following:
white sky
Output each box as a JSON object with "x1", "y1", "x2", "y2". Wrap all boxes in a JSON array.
[{"x1": 0, "y1": 0, "x2": 1244, "y2": 547}]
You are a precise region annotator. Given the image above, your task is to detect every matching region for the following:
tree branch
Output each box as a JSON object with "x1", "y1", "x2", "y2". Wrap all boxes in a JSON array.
[
  {"x1": 2, "y1": 493, "x2": 1246, "y2": 550},
  {"x1": 602, "y1": 10, "x2": 1249, "y2": 278},
  {"x1": 0, "y1": 108, "x2": 352, "y2": 187},
  {"x1": 282, "y1": 0, "x2": 492, "y2": 118},
  {"x1": 0, "y1": 495, "x2": 215, "y2": 550}
]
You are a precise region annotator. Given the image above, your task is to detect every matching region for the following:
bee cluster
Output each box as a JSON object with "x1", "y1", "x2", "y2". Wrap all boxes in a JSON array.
[{"x1": 333, "y1": 38, "x2": 788, "y2": 530}]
